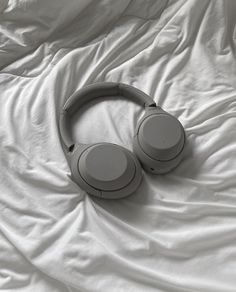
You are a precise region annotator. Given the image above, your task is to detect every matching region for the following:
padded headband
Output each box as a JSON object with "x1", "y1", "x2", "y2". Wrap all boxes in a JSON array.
[{"x1": 59, "y1": 82, "x2": 156, "y2": 152}]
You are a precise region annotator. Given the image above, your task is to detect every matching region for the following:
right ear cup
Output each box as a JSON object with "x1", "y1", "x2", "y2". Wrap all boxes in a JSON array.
[
  {"x1": 133, "y1": 107, "x2": 185, "y2": 174},
  {"x1": 69, "y1": 143, "x2": 142, "y2": 199}
]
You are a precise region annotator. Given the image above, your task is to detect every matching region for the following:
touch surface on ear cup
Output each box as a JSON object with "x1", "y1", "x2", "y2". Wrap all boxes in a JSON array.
[
  {"x1": 133, "y1": 107, "x2": 185, "y2": 174},
  {"x1": 69, "y1": 143, "x2": 142, "y2": 199}
]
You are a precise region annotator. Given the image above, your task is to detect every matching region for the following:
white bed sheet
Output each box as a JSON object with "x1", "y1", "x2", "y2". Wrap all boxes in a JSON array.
[{"x1": 1, "y1": 0, "x2": 236, "y2": 291}]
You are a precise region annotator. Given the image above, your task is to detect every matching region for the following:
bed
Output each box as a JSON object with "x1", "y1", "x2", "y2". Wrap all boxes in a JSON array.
[{"x1": 0, "y1": 0, "x2": 236, "y2": 291}]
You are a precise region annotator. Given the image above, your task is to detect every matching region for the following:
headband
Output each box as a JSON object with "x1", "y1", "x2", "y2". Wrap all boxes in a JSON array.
[{"x1": 59, "y1": 82, "x2": 156, "y2": 152}]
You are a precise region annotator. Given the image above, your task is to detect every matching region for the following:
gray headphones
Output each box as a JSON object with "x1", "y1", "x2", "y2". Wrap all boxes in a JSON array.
[{"x1": 59, "y1": 82, "x2": 185, "y2": 199}]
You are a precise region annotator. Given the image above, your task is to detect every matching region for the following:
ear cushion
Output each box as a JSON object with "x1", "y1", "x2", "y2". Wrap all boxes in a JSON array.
[
  {"x1": 70, "y1": 143, "x2": 142, "y2": 199},
  {"x1": 133, "y1": 113, "x2": 185, "y2": 174}
]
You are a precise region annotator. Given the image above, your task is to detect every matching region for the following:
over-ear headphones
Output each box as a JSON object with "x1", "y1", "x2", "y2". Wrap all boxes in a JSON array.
[{"x1": 59, "y1": 82, "x2": 185, "y2": 199}]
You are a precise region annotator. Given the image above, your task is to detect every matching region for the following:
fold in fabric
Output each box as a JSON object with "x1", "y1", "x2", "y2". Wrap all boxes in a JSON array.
[{"x1": 0, "y1": 0, "x2": 236, "y2": 291}]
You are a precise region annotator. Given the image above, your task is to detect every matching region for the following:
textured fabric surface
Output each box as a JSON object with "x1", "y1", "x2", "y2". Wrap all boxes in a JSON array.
[{"x1": 0, "y1": 0, "x2": 236, "y2": 291}]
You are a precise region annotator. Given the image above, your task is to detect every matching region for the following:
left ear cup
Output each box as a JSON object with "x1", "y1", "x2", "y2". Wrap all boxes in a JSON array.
[
  {"x1": 133, "y1": 108, "x2": 185, "y2": 174},
  {"x1": 70, "y1": 143, "x2": 142, "y2": 199}
]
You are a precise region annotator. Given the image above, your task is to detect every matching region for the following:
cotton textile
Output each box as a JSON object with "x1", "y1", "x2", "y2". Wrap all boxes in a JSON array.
[{"x1": 0, "y1": 0, "x2": 236, "y2": 291}]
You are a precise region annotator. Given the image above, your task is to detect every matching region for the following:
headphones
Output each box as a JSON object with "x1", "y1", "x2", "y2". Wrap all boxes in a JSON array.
[{"x1": 59, "y1": 82, "x2": 185, "y2": 199}]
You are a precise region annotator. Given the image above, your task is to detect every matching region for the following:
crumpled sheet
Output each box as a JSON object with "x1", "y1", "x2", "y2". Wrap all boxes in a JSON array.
[{"x1": 0, "y1": 0, "x2": 236, "y2": 291}]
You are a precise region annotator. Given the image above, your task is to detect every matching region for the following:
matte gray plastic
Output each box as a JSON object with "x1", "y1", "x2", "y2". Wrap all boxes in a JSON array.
[
  {"x1": 59, "y1": 112, "x2": 74, "y2": 151},
  {"x1": 133, "y1": 134, "x2": 185, "y2": 174},
  {"x1": 78, "y1": 144, "x2": 136, "y2": 191},
  {"x1": 58, "y1": 82, "x2": 186, "y2": 199},
  {"x1": 70, "y1": 143, "x2": 142, "y2": 199},
  {"x1": 59, "y1": 82, "x2": 156, "y2": 151},
  {"x1": 138, "y1": 114, "x2": 185, "y2": 161},
  {"x1": 63, "y1": 82, "x2": 156, "y2": 114},
  {"x1": 133, "y1": 108, "x2": 185, "y2": 174}
]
